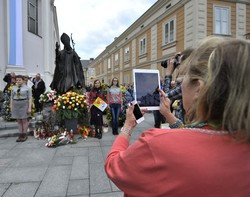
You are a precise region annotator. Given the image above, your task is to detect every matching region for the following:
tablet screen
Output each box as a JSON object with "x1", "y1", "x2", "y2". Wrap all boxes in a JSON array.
[{"x1": 134, "y1": 72, "x2": 160, "y2": 108}]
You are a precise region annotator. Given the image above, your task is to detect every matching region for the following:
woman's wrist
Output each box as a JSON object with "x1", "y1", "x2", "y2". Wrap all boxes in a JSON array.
[{"x1": 120, "y1": 126, "x2": 132, "y2": 136}]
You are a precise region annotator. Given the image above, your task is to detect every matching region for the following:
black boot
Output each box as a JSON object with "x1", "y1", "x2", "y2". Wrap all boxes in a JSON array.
[
  {"x1": 97, "y1": 126, "x2": 102, "y2": 139},
  {"x1": 95, "y1": 126, "x2": 99, "y2": 138},
  {"x1": 112, "y1": 128, "x2": 118, "y2": 135}
]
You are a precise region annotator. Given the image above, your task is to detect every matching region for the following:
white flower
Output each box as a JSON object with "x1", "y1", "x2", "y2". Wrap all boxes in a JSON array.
[
  {"x1": 76, "y1": 103, "x2": 79, "y2": 106},
  {"x1": 63, "y1": 106, "x2": 65, "y2": 109},
  {"x1": 69, "y1": 102, "x2": 72, "y2": 104},
  {"x1": 74, "y1": 108, "x2": 77, "y2": 111}
]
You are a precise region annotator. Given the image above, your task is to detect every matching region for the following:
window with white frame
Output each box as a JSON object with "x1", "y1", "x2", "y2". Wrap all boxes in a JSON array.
[
  {"x1": 214, "y1": 6, "x2": 230, "y2": 35},
  {"x1": 139, "y1": 37, "x2": 146, "y2": 55},
  {"x1": 28, "y1": 0, "x2": 39, "y2": 35},
  {"x1": 124, "y1": 47, "x2": 130, "y2": 62},
  {"x1": 164, "y1": 18, "x2": 176, "y2": 45},
  {"x1": 108, "y1": 58, "x2": 111, "y2": 69},
  {"x1": 115, "y1": 53, "x2": 119, "y2": 65}
]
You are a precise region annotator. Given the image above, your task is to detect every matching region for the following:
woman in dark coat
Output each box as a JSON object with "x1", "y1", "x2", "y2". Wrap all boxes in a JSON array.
[{"x1": 89, "y1": 80, "x2": 103, "y2": 139}]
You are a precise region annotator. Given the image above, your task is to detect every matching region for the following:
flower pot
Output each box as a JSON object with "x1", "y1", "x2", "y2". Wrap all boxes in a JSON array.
[
  {"x1": 64, "y1": 119, "x2": 78, "y2": 133},
  {"x1": 103, "y1": 126, "x2": 109, "y2": 133}
]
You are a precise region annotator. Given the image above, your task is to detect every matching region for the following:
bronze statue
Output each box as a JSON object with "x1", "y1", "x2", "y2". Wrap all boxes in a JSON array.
[{"x1": 50, "y1": 33, "x2": 85, "y2": 94}]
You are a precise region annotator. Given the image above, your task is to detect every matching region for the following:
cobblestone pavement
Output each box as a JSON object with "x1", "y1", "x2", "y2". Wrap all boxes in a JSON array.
[{"x1": 0, "y1": 113, "x2": 154, "y2": 197}]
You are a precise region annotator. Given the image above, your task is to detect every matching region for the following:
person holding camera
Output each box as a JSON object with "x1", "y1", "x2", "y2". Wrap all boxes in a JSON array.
[
  {"x1": 161, "y1": 37, "x2": 227, "y2": 128},
  {"x1": 105, "y1": 38, "x2": 250, "y2": 197},
  {"x1": 160, "y1": 49, "x2": 193, "y2": 128}
]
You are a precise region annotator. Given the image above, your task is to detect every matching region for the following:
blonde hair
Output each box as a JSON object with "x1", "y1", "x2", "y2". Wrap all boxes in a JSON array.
[
  {"x1": 196, "y1": 39, "x2": 250, "y2": 142},
  {"x1": 182, "y1": 36, "x2": 228, "y2": 122}
]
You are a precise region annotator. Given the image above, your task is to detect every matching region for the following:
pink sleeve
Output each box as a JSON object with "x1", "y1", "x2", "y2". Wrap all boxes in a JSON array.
[{"x1": 104, "y1": 133, "x2": 156, "y2": 196}]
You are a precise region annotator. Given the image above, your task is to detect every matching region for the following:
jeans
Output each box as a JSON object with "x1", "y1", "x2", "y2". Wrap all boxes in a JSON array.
[
  {"x1": 110, "y1": 103, "x2": 121, "y2": 132},
  {"x1": 153, "y1": 110, "x2": 166, "y2": 128}
]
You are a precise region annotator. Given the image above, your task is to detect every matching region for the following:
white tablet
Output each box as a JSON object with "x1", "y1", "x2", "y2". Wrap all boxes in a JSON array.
[{"x1": 133, "y1": 69, "x2": 160, "y2": 110}]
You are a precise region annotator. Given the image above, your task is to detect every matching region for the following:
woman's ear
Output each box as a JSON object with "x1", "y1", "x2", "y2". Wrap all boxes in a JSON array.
[{"x1": 194, "y1": 80, "x2": 205, "y2": 99}]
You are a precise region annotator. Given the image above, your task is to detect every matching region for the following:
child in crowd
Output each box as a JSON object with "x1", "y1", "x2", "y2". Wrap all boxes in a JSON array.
[
  {"x1": 89, "y1": 79, "x2": 103, "y2": 139},
  {"x1": 10, "y1": 75, "x2": 32, "y2": 142}
]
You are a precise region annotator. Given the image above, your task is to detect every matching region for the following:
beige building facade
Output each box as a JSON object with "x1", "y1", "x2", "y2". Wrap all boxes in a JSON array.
[{"x1": 89, "y1": 0, "x2": 250, "y2": 85}]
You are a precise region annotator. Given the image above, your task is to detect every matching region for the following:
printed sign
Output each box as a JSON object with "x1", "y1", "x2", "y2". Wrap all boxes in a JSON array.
[{"x1": 93, "y1": 97, "x2": 108, "y2": 112}]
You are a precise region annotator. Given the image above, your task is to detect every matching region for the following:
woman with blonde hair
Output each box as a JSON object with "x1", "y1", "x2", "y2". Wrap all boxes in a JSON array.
[
  {"x1": 105, "y1": 39, "x2": 250, "y2": 196},
  {"x1": 161, "y1": 36, "x2": 228, "y2": 127}
]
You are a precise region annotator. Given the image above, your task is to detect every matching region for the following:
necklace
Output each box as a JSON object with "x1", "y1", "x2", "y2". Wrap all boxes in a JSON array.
[
  {"x1": 185, "y1": 122, "x2": 208, "y2": 128},
  {"x1": 185, "y1": 122, "x2": 228, "y2": 135}
]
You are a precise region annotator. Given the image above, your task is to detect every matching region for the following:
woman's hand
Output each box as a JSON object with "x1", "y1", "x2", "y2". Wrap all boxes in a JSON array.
[
  {"x1": 123, "y1": 104, "x2": 137, "y2": 130},
  {"x1": 165, "y1": 58, "x2": 175, "y2": 75},
  {"x1": 28, "y1": 108, "x2": 32, "y2": 113},
  {"x1": 159, "y1": 89, "x2": 179, "y2": 125},
  {"x1": 159, "y1": 89, "x2": 172, "y2": 117}
]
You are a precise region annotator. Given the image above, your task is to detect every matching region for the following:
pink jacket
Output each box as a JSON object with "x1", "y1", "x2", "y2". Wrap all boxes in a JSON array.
[{"x1": 105, "y1": 128, "x2": 250, "y2": 197}]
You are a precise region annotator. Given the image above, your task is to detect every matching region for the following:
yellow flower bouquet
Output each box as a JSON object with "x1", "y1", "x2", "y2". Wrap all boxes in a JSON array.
[{"x1": 52, "y1": 91, "x2": 88, "y2": 120}]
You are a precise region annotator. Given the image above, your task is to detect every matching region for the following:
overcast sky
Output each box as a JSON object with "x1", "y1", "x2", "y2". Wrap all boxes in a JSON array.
[{"x1": 55, "y1": 0, "x2": 157, "y2": 60}]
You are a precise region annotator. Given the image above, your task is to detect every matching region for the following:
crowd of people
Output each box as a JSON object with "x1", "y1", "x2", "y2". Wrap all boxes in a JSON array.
[
  {"x1": 1, "y1": 36, "x2": 250, "y2": 195},
  {"x1": 105, "y1": 37, "x2": 250, "y2": 196}
]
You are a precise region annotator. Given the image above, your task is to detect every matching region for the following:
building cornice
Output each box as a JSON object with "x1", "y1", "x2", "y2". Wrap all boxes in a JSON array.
[{"x1": 225, "y1": 0, "x2": 250, "y2": 4}]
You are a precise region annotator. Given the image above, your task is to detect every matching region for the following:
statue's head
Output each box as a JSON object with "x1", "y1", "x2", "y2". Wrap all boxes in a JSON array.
[{"x1": 61, "y1": 33, "x2": 71, "y2": 48}]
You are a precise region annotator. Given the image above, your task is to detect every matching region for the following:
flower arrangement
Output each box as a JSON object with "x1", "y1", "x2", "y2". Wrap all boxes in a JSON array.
[
  {"x1": 39, "y1": 90, "x2": 57, "y2": 104},
  {"x1": 45, "y1": 130, "x2": 74, "y2": 147},
  {"x1": 2, "y1": 85, "x2": 13, "y2": 121},
  {"x1": 77, "y1": 126, "x2": 95, "y2": 138},
  {"x1": 52, "y1": 91, "x2": 88, "y2": 120}
]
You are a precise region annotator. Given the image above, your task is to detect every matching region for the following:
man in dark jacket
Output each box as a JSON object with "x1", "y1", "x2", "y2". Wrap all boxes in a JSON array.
[{"x1": 32, "y1": 73, "x2": 46, "y2": 112}]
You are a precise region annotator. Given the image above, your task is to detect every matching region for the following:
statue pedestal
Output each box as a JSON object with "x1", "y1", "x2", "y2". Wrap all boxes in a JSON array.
[{"x1": 64, "y1": 119, "x2": 78, "y2": 133}]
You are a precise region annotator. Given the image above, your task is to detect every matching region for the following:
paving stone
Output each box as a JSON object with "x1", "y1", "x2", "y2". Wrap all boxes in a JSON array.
[
  {"x1": 0, "y1": 158, "x2": 15, "y2": 167},
  {"x1": 3, "y1": 182, "x2": 40, "y2": 197},
  {"x1": 15, "y1": 139, "x2": 45, "y2": 149},
  {"x1": 90, "y1": 192, "x2": 123, "y2": 197},
  {"x1": 2, "y1": 148, "x2": 30, "y2": 158},
  {"x1": 90, "y1": 163, "x2": 111, "y2": 194},
  {"x1": 50, "y1": 156, "x2": 74, "y2": 166},
  {"x1": 70, "y1": 156, "x2": 89, "y2": 180},
  {"x1": 110, "y1": 180, "x2": 121, "y2": 192},
  {"x1": 0, "y1": 183, "x2": 10, "y2": 196},
  {"x1": 0, "y1": 141, "x2": 17, "y2": 150},
  {"x1": 9, "y1": 149, "x2": 55, "y2": 168},
  {"x1": 0, "y1": 150, "x2": 8, "y2": 158},
  {"x1": 100, "y1": 140, "x2": 115, "y2": 147},
  {"x1": 0, "y1": 167, "x2": 47, "y2": 183},
  {"x1": 89, "y1": 147, "x2": 104, "y2": 163},
  {"x1": 67, "y1": 179, "x2": 89, "y2": 196},
  {"x1": 101, "y1": 134, "x2": 117, "y2": 141},
  {"x1": 101, "y1": 146, "x2": 112, "y2": 159},
  {"x1": 55, "y1": 146, "x2": 88, "y2": 157},
  {"x1": 35, "y1": 165, "x2": 71, "y2": 197},
  {"x1": 73, "y1": 140, "x2": 100, "y2": 148}
]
